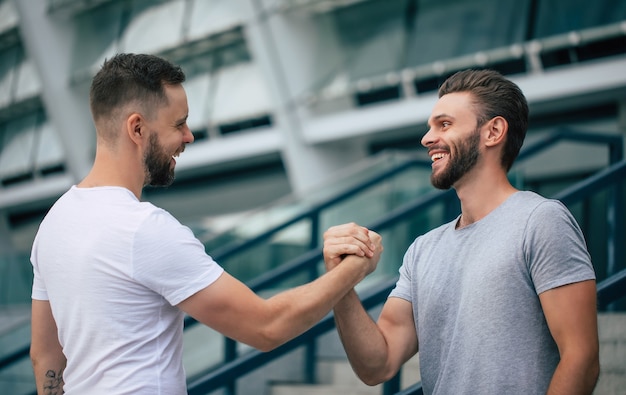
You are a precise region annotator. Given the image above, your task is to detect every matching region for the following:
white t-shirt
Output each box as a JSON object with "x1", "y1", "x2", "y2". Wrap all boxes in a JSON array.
[{"x1": 31, "y1": 186, "x2": 224, "y2": 395}]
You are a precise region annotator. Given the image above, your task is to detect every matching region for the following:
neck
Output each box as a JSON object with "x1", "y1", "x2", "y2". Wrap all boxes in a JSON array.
[
  {"x1": 454, "y1": 166, "x2": 517, "y2": 228},
  {"x1": 77, "y1": 146, "x2": 144, "y2": 200}
]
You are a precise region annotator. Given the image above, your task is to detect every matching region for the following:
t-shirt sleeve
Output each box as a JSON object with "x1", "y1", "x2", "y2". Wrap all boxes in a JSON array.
[
  {"x1": 389, "y1": 239, "x2": 417, "y2": 302},
  {"x1": 30, "y1": 240, "x2": 49, "y2": 301},
  {"x1": 132, "y1": 210, "x2": 224, "y2": 306},
  {"x1": 525, "y1": 200, "x2": 596, "y2": 295}
]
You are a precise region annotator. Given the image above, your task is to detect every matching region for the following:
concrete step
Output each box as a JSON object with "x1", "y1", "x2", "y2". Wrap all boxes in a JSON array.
[
  {"x1": 595, "y1": 313, "x2": 626, "y2": 395},
  {"x1": 270, "y1": 359, "x2": 379, "y2": 395},
  {"x1": 271, "y1": 383, "x2": 379, "y2": 395},
  {"x1": 270, "y1": 360, "x2": 381, "y2": 395}
]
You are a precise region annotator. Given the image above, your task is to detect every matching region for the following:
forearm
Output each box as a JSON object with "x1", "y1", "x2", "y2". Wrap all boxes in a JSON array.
[
  {"x1": 32, "y1": 354, "x2": 66, "y2": 395},
  {"x1": 334, "y1": 290, "x2": 393, "y2": 385},
  {"x1": 262, "y1": 255, "x2": 373, "y2": 349},
  {"x1": 31, "y1": 300, "x2": 66, "y2": 395},
  {"x1": 547, "y1": 353, "x2": 599, "y2": 395}
]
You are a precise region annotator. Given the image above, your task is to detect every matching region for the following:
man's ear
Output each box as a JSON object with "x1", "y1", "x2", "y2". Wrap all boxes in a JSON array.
[
  {"x1": 484, "y1": 116, "x2": 508, "y2": 147},
  {"x1": 126, "y1": 113, "x2": 144, "y2": 146}
]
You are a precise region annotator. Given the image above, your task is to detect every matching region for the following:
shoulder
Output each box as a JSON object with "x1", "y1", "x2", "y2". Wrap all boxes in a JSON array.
[
  {"x1": 133, "y1": 206, "x2": 193, "y2": 245},
  {"x1": 518, "y1": 192, "x2": 587, "y2": 251},
  {"x1": 511, "y1": 190, "x2": 553, "y2": 209},
  {"x1": 517, "y1": 192, "x2": 573, "y2": 224},
  {"x1": 509, "y1": 191, "x2": 570, "y2": 220}
]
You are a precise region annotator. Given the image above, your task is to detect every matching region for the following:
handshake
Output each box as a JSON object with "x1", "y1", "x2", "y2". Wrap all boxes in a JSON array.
[{"x1": 322, "y1": 222, "x2": 383, "y2": 277}]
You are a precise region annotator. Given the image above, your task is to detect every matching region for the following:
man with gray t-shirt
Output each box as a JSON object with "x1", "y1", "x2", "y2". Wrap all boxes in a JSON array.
[{"x1": 322, "y1": 69, "x2": 599, "y2": 394}]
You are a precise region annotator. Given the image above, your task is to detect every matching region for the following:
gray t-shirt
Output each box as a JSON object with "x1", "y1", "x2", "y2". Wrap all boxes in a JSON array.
[{"x1": 390, "y1": 191, "x2": 595, "y2": 394}]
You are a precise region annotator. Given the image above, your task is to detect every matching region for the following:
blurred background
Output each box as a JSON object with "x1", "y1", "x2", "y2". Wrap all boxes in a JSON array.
[{"x1": 0, "y1": 0, "x2": 625, "y2": 394}]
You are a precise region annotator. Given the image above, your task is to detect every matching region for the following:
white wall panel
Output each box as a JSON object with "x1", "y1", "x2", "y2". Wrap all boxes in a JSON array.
[
  {"x1": 212, "y1": 63, "x2": 272, "y2": 123},
  {"x1": 120, "y1": 0, "x2": 186, "y2": 54},
  {"x1": 188, "y1": 0, "x2": 246, "y2": 40}
]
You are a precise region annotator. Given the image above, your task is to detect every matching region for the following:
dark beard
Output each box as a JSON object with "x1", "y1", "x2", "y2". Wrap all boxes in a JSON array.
[
  {"x1": 144, "y1": 133, "x2": 175, "y2": 187},
  {"x1": 431, "y1": 128, "x2": 480, "y2": 190}
]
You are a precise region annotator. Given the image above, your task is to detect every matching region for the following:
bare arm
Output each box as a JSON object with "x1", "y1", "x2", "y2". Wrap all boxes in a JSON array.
[
  {"x1": 177, "y1": 225, "x2": 381, "y2": 352},
  {"x1": 31, "y1": 300, "x2": 66, "y2": 395},
  {"x1": 540, "y1": 279, "x2": 599, "y2": 395},
  {"x1": 324, "y1": 223, "x2": 418, "y2": 385},
  {"x1": 334, "y1": 293, "x2": 418, "y2": 385}
]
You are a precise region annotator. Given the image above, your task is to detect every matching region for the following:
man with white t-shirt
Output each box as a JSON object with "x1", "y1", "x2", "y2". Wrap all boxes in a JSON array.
[{"x1": 30, "y1": 53, "x2": 381, "y2": 395}]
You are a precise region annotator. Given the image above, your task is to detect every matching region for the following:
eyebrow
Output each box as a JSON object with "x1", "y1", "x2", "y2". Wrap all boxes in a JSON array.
[{"x1": 174, "y1": 115, "x2": 188, "y2": 125}]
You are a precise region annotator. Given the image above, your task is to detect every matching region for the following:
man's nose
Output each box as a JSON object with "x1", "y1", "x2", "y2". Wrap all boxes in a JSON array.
[{"x1": 421, "y1": 129, "x2": 435, "y2": 147}]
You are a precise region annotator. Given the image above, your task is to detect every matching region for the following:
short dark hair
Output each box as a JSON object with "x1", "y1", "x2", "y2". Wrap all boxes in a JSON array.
[
  {"x1": 438, "y1": 69, "x2": 528, "y2": 171},
  {"x1": 89, "y1": 53, "x2": 186, "y2": 125}
]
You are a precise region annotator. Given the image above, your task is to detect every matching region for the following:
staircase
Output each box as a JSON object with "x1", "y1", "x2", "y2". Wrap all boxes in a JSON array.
[{"x1": 269, "y1": 313, "x2": 625, "y2": 395}]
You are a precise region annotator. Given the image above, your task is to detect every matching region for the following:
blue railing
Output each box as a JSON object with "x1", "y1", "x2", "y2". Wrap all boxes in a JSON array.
[{"x1": 201, "y1": 155, "x2": 433, "y2": 263}]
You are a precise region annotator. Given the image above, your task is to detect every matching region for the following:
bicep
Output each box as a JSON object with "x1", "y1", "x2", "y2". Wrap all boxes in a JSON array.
[
  {"x1": 539, "y1": 280, "x2": 598, "y2": 358},
  {"x1": 377, "y1": 297, "x2": 419, "y2": 370}
]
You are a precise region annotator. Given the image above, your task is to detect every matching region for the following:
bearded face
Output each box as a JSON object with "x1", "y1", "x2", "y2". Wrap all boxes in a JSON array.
[
  {"x1": 144, "y1": 133, "x2": 175, "y2": 187},
  {"x1": 430, "y1": 127, "x2": 481, "y2": 190}
]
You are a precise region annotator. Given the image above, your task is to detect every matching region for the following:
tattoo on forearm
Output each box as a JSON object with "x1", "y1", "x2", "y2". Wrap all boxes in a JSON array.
[{"x1": 43, "y1": 368, "x2": 64, "y2": 394}]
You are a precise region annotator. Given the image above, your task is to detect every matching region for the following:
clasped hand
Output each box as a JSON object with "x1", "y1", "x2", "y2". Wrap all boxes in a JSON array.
[{"x1": 322, "y1": 222, "x2": 383, "y2": 274}]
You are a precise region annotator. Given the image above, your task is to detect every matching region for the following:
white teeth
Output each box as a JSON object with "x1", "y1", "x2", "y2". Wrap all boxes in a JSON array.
[{"x1": 431, "y1": 153, "x2": 448, "y2": 162}]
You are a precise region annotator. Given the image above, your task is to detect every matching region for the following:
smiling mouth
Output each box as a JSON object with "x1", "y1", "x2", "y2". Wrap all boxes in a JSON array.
[
  {"x1": 170, "y1": 151, "x2": 181, "y2": 167},
  {"x1": 430, "y1": 153, "x2": 449, "y2": 163},
  {"x1": 172, "y1": 148, "x2": 184, "y2": 161}
]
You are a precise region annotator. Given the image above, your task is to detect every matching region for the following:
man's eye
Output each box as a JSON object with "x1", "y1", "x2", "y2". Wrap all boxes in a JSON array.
[{"x1": 442, "y1": 121, "x2": 451, "y2": 127}]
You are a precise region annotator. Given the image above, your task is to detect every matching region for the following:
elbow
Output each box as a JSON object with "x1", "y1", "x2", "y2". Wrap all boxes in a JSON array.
[
  {"x1": 580, "y1": 355, "x2": 600, "y2": 394},
  {"x1": 358, "y1": 371, "x2": 395, "y2": 387},
  {"x1": 30, "y1": 350, "x2": 38, "y2": 369},
  {"x1": 253, "y1": 326, "x2": 288, "y2": 353},
  {"x1": 255, "y1": 341, "x2": 280, "y2": 353},
  {"x1": 583, "y1": 345, "x2": 601, "y2": 388},
  {"x1": 589, "y1": 355, "x2": 600, "y2": 388},
  {"x1": 560, "y1": 347, "x2": 600, "y2": 392},
  {"x1": 354, "y1": 365, "x2": 396, "y2": 387},
  {"x1": 30, "y1": 347, "x2": 43, "y2": 369},
  {"x1": 360, "y1": 375, "x2": 386, "y2": 387}
]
